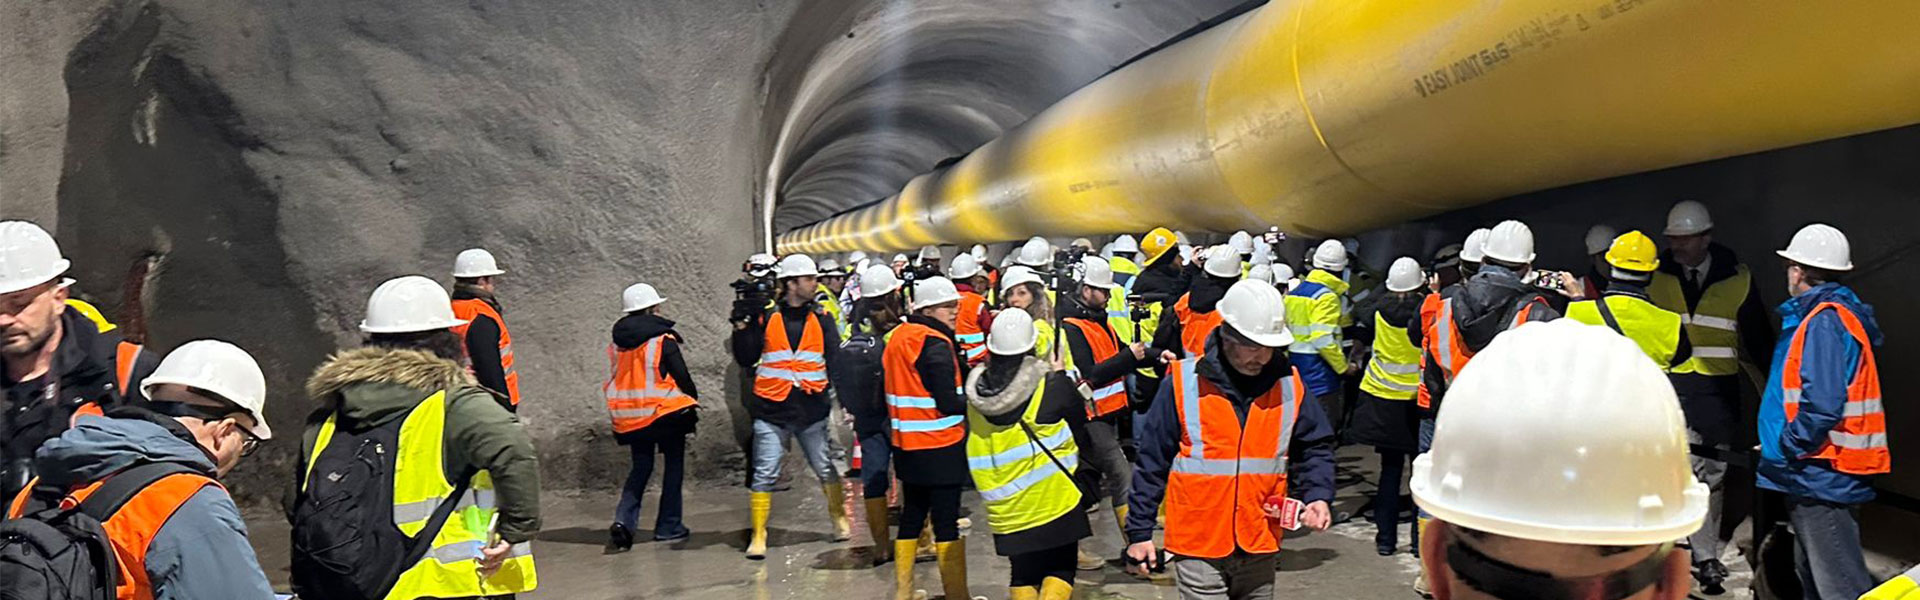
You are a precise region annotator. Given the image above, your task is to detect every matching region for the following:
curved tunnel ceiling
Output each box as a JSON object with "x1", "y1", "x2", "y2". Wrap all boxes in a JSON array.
[{"x1": 761, "y1": 0, "x2": 1250, "y2": 240}]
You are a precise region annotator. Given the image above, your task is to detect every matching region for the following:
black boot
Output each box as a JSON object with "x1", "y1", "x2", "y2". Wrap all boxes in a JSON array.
[
  {"x1": 608, "y1": 523, "x2": 635, "y2": 553},
  {"x1": 1693, "y1": 559, "x2": 1728, "y2": 595}
]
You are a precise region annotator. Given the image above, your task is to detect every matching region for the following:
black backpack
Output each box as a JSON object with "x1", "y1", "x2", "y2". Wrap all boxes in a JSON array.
[
  {"x1": 831, "y1": 331, "x2": 887, "y2": 419},
  {"x1": 289, "y1": 407, "x2": 471, "y2": 600},
  {"x1": 0, "y1": 462, "x2": 197, "y2": 600}
]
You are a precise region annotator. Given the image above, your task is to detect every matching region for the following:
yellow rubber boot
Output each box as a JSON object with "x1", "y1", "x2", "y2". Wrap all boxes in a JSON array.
[
  {"x1": 746, "y1": 492, "x2": 772, "y2": 559},
  {"x1": 865, "y1": 497, "x2": 894, "y2": 565},
  {"x1": 893, "y1": 539, "x2": 921, "y2": 600},
  {"x1": 1009, "y1": 586, "x2": 1040, "y2": 600},
  {"x1": 1038, "y1": 576, "x2": 1073, "y2": 600},
  {"x1": 825, "y1": 482, "x2": 853, "y2": 542},
  {"x1": 1112, "y1": 504, "x2": 1130, "y2": 541},
  {"x1": 936, "y1": 539, "x2": 970, "y2": 600}
]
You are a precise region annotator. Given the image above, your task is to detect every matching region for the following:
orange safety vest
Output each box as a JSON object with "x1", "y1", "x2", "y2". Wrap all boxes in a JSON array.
[
  {"x1": 753, "y1": 310, "x2": 830, "y2": 401},
  {"x1": 1781, "y1": 302, "x2": 1890, "y2": 475},
  {"x1": 450, "y1": 299, "x2": 522, "y2": 407},
  {"x1": 883, "y1": 322, "x2": 965, "y2": 451},
  {"x1": 8, "y1": 471, "x2": 220, "y2": 600},
  {"x1": 604, "y1": 335, "x2": 698, "y2": 434},
  {"x1": 1419, "y1": 295, "x2": 1544, "y2": 411},
  {"x1": 955, "y1": 292, "x2": 988, "y2": 367},
  {"x1": 1172, "y1": 293, "x2": 1224, "y2": 358},
  {"x1": 1064, "y1": 318, "x2": 1128, "y2": 419},
  {"x1": 116, "y1": 341, "x2": 143, "y2": 395},
  {"x1": 1163, "y1": 359, "x2": 1305, "y2": 559}
]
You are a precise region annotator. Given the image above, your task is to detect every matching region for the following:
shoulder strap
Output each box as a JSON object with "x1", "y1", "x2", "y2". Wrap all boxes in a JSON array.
[
  {"x1": 78, "y1": 462, "x2": 201, "y2": 521},
  {"x1": 401, "y1": 469, "x2": 476, "y2": 566},
  {"x1": 1594, "y1": 297, "x2": 1626, "y2": 336}
]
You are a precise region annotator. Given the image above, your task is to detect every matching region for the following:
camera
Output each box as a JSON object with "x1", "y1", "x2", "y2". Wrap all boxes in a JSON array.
[
  {"x1": 730, "y1": 260, "x2": 777, "y2": 323},
  {"x1": 1045, "y1": 246, "x2": 1089, "y2": 293}
]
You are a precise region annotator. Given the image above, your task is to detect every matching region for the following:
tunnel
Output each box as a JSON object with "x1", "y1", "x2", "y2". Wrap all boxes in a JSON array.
[{"x1": 3, "y1": 0, "x2": 1918, "y2": 597}]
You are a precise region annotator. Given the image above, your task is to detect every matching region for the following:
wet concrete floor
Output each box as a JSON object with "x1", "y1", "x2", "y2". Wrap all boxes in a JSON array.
[{"x1": 246, "y1": 447, "x2": 1750, "y2": 599}]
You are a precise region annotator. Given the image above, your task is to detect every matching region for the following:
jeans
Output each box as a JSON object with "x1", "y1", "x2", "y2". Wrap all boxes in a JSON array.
[
  {"x1": 1787, "y1": 497, "x2": 1875, "y2": 600},
  {"x1": 614, "y1": 435, "x2": 687, "y2": 538},
  {"x1": 1415, "y1": 418, "x2": 1434, "y2": 521},
  {"x1": 1374, "y1": 449, "x2": 1413, "y2": 552},
  {"x1": 1172, "y1": 552, "x2": 1276, "y2": 600},
  {"x1": 897, "y1": 483, "x2": 962, "y2": 542},
  {"x1": 750, "y1": 418, "x2": 837, "y2": 493},
  {"x1": 858, "y1": 431, "x2": 893, "y2": 499}
]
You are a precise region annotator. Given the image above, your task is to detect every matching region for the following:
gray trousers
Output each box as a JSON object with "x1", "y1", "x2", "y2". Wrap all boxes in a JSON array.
[
  {"x1": 1687, "y1": 428, "x2": 1729, "y2": 564},
  {"x1": 1080, "y1": 417, "x2": 1133, "y2": 507},
  {"x1": 1173, "y1": 552, "x2": 1277, "y2": 600}
]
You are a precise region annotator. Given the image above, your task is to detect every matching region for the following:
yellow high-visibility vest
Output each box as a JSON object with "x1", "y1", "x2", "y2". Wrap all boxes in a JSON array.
[
  {"x1": 1360, "y1": 313, "x2": 1420, "y2": 400},
  {"x1": 308, "y1": 391, "x2": 537, "y2": 599},
  {"x1": 1565, "y1": 294, "x2": 1683, "y2": 372},
  {"x1": 966, "y1": 377, "x2": 1081, "y2": 535},
  {"x1": 1647, "y1": 265, "x2": 1751, "y2": 375}
]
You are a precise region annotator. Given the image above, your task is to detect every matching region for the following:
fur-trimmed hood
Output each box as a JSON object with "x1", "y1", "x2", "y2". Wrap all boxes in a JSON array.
[
  {"x1": 306, "y1": 346, "x2": 477, "y2": 428},
  {"x1": 966, "y1": 356, "x2": 1047, "y2": 417}
]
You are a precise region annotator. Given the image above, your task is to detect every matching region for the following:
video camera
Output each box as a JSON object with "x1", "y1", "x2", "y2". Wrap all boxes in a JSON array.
[
  {"x1": 1043, "y1": 246, "x2": 1089, "y2": 294},
  {"x1": 730, "y1": 259, "x2": 777, "y2": 323}
]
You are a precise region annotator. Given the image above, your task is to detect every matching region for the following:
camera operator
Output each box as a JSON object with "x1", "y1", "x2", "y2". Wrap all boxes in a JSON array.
[
  {"x1": 729, "y1": 254, "x2": 850, "y2": 557},
  {"x1": 730, "y1": 254, "x2": 779, "y2": 323}
]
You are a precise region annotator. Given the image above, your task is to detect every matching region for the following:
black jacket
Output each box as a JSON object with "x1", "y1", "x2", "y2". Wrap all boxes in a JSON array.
[
  {"x1": 1418, "y1": 265, "x2": 1560, "y2": 413},
  {"x1": 2, "y1": 311, "x2": 129, "y2": 497},
  {"x1": 730, "y1": 301, "x2": 840, "y2": 426},
  {"x1": 451, "y1": 285, "x2": 512, "y2": 410},
  {"x1": 892, "y1": 315, "x2": 968, "y2": 487},
  {"x1": 1058, "y1": 296, "x2": 1142, "y2": 409},
  {"x1": 611, "y1": 312, "x2": 698, "y2": 443},
  {"x1": 1151, "y1": 272, "x2": 1235, "y2": 356}
]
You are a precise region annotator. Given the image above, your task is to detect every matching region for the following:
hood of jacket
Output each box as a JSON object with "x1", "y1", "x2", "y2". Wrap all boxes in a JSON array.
[
  {"x1": 967, "y1": 355, "x2": 1047, "y2": 417},
  {"x1": 33, "y1": 409, "x2": 215, "y2": 487},
  {"x1": 1449, "y1": 265, "x2": 1546, "y2": 352},
  {"x1": 451, "y1": 284, "x2": 503, "y2": 312},
  {"x1": 1185, "y1": 273, "x2": 1236, "y2": 313},
  {"x1": 1304, "y1": 269, "x2": 1350, "y2": 296},
  {"x1": 1780, "y1": 282, "x2": 1883, "y2": 346},
  {"x1": 306, "y1": 346, "x2": 475, "y2": 429},
  {"x1": 613, "y1": 313, "x2": 678, "y2": 350},
  {"x1": 1132, "y1": 257, "x2": 1188, "y2": 303}
]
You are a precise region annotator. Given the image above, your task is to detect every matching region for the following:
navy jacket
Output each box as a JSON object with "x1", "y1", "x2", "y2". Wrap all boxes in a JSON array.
[{"x1": 1758, "y1": 282, "x2": 1883, "y2": 505}]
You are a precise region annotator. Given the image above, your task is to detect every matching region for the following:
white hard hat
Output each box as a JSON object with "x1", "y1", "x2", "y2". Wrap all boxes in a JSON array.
[
  {"x1": 1584, "y1": 224, "x2": 1619, "y2": 256},
  {"x1": 1245, "y1": 264, "x2": 1274, "y2": 285},
  {"x1": 1386, "y1": 257, "x2": 1424, "y2": 292},
  {"x1": 969, "y1": 244, "x2": 989, "y2": 263},
  {"x1": 910, "y1": 276, "x2": 962, "y2": 311},
  {"x1": 622, "y1": 283, "x2": 666, "y2": 312},
  {"x1": 1174, "y1": 231, "x2": 1192, "y2": 245},
  {"x1": 1412, "y1": 319, "x2": 1708, "y2": 546},
  {"x1": 999, "y1": 266, "x2": 1042, "y2": 294},
  {"x1": 0, "y1": 221, "x2": 72, "y2": 295},
  {"x1": 1311, "y1": 239, "x2": 1349, "y2": 272},
  {"x1": 818, "y1": 257, "x2": 842, "y2": 273},
  {"x1": 1777, "y1": 223, "x2": 1854, "y2": 271},
  {"x1": 1202, "y1": 245, "x2": 1241, "y2": 279},
  {"x1": 1272, "y1": 263, "x2": 1295, "y2": 284},
  {"x1": 1177, "y1": 244, "x2": 1195, "y2": 263},
  {"x1": 1228, "y1": 231, "x2": 1254, "y2": 255},
  {"x1": 452, "y1": 248, "x2": 505, "y2": 278},
  {"x1": 1015, "y1": 237, "x2": 1051, "y2": 267},
  {"x1": 1481, "y1": 220, "x2": 1536, "y2": 264},
  {"x1": 141, "y1": 339, "x2": 272, "y2": 440},
  {"x1": 1460, "y1": 228, "x2": 1492, "y2": 263},
  {"x1": 1070, "y1": 238, "x2": 1094, "y2": 251},
  {"x1": 1664, "y1": 200, "x2": 1714, "y2": 236},
  {"x1": 860, "y1": 265, "x2": 902, "y2": 298},
  {"x1": 919, "y1": 245, "x2": 941, "y2": 261},
  {"x1": 1111, "y1": 234, "x2": 1139, "y2": 254},
  {"x1": 748, "y1": 253, "x2": 778, "y2": 267},
  {"x1": 360, "y1": 275, "x2": 467, "y2": 334},
  {"x1": 776, "y1": 254, "x2": 819, "y2": 278},
  {"x1": 891, "y1": 253, "x2": 909, "y2": 265},
  {"x1": 998, "y1": 254, "x2": 1017, "y2": 269},
  {"x1": 1099, "y1": 242, "x2": 1115, "y2": 259},
  {"x1": 848, "y1": 250, "x2": 869, "y2": 266},
  {"x1": 987, "y1": 307, "x2": 1037, "y2": 356},
  {"x1": 946, "y1": 253, "x2": 983, "y2": 280},
  {"x1": 1217, "y1": 280, "x2": 1292, "y2": 348},
  {"x1": 1076, "y1": 256, "x2": 1117, "y2": 289}
]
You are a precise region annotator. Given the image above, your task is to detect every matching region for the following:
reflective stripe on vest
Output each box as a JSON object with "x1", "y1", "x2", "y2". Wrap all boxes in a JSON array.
[
  {"x1": 1360, "y1": 312, "x2": 1420, "y2": 400},
  {"x1": 7, "y1": 471, "x2": 219, "y2": 600},
  {"x1": 1173, "y1": 294, "x2": 1224, "y2": 358},
  {"x1": 1287, "y1": 283, "x2": 1339, "y2": 355},
  {"x1": 116, "y1": 341, "x2": 143, "y2": 395},
  {"x1": 753, "y1": 310, "x2": 830, "y2": 402},
  {"x1": 955, "y1": 292, "x2": 988, "y2": 366},
  {"x1": 604, "y1": 335, "x2": 698, "y2": 434},
  {"x1": 306, "y1": 390, "x2": 538, "y2": 597},
  {"x1": 1564, "y1": 295, "x2": 1682, "y2": 371},
  {"x1": 966, "y1": 376, "x2": 1082, "y2": 534},
  {"x1": 1648, "y1": 266, "x2": 1751, "y2": 376},
  {"x1": 1779, "y1": 302, "x2": 1889, "y2": 475},
  {"x1": 1164, "y1": 359, "x2": 1304, "y2": 559},
  {"x1": 884, "y1": 323, "x2": 966, "y2": 450},
  {"x1": 450, "y1": 299, "x2": 522, "y2": 407},
  {"x1": 1064, "y1": 318, "x2": 1129, "y2": 418},
  {"x1": 1422, "y1": 295, "x2": 1540, "y2": 410}
]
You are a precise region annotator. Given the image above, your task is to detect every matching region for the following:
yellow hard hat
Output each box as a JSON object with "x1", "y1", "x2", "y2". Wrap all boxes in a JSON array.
[
  {"x1": 1605, "y1": 230, "x2": 1660, "y2": 272},
  {"x1": 65, "y1": 298, "x2": 117, "y2": 333},
  {"x1": 1140, "y1": 227, "x2": 1178, "y2": 266}
]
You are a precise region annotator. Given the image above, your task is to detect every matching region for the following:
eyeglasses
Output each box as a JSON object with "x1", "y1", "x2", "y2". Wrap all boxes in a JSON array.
[
  {"x1": 149, "y1": 399, "x2": 262, "y2": 457},
  {"x1": 239, "y1": 431, "x2": 262, "y2": 458}
]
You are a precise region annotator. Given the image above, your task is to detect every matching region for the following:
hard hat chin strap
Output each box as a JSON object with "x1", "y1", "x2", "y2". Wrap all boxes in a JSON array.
[{"x1": 1445, "y1": 537, "x2": 1674, "y2": 600}]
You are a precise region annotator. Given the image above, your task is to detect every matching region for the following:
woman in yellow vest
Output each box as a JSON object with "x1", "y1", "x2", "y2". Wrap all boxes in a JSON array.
[
  {"x1": 604, "y1": 283, "x2": 699, "y2": 551},
  {"x1": 966, "y1": 308, "x2": 1089, "y2": 600},
  {"x1": 1345, "y1": 257, "x2": 1429, "y2": 557},
  {"x1": 998, "y1": 266, "x2": 1056, "y2": 357}
]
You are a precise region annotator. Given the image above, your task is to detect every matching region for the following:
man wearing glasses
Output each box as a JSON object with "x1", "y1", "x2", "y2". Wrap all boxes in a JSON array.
[{"x1": 7, "y1": 339, "x2": 276, "y2": 598}]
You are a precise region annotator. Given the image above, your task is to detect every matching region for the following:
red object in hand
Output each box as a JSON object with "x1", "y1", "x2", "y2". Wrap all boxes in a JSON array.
[{"x1": 1268, "y1": 495, "x2": 1304, "y2": 531}]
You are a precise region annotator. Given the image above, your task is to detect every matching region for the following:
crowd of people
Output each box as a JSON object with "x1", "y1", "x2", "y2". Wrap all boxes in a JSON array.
[{"x1": 0, "y1": 198, "x2": 1907, "y2": 599}]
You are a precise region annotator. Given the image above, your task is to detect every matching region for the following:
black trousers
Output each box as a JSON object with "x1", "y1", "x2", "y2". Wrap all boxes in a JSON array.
[
  {"x1": 896, "y1": 483, "x2": 962, "y2": 542},
  {"x1": 1008, "y1": 543, "x2": 1078, "y2": 587}
]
